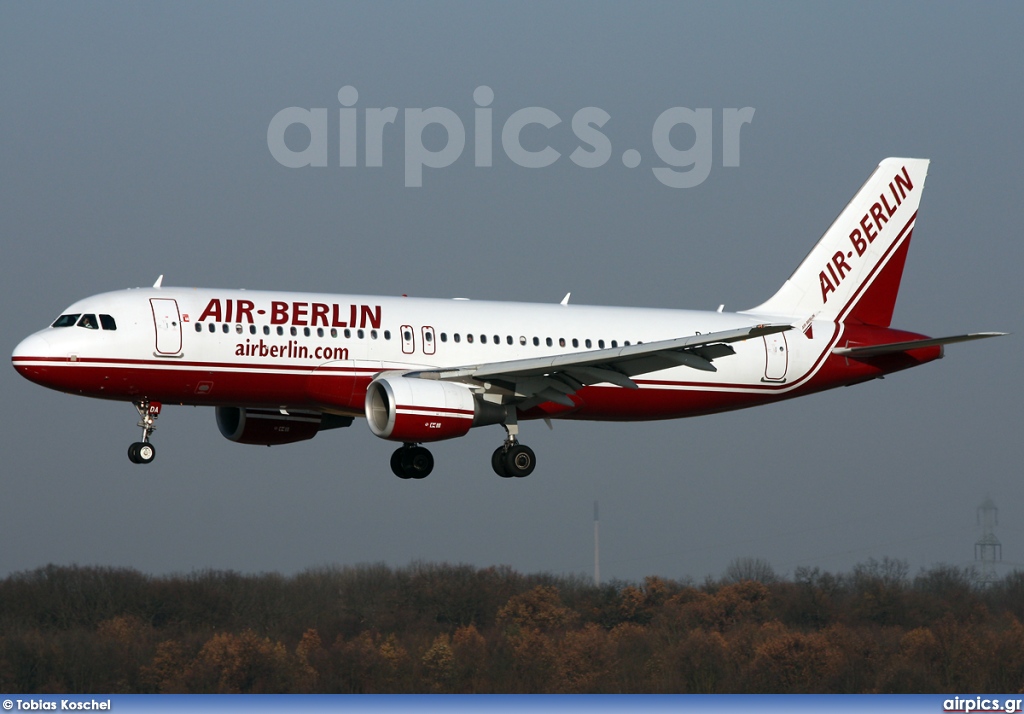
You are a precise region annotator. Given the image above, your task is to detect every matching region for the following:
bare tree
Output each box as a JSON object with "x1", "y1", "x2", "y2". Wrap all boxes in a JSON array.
[{"x1": 723, "y1": 557, "x2": 778, "y2": 584}]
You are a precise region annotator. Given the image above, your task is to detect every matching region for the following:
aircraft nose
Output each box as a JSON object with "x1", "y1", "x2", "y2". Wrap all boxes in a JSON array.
[
  {"x1": 12, "y1": 332, "x2": 53, "y2": 380},
  {"x1": 13, "y1": 332, "x2": 52, "y2": 360}
]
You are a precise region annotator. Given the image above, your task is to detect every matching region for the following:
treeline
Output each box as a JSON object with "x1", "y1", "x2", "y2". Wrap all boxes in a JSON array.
[{"x1": 1, "y1": 559, "x2": 1023, "y2": 693}]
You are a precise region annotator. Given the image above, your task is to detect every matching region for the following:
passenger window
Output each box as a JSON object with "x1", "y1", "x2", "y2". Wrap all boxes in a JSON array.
[
  {"x1": 317, "y1": 327, "x2": 324, "y2": 337},
  {"x1": 507, "y1": 336, "x2": 513, "y2": 345},
  {"x1": 572, "y1": 338, "x2": 579, "y2": 348},
  {"x1": 222, "y1": 324, "x2": 229, "y2": 333},
  {"x1": 559, "y1": 338, "x2": 565, "y2": 347},
  {"x1": 264, "y1": 325, "x2": 270, "y2": 335},
  {"x1": 357, "y1": 329, "x2": 364, "y2": 339},
  {"x1": 440, "y1": 333, "x2": 447, "y2": 342},
  {"x1": 52, "y1": 314, "x2": 81, "y2": 328},
  {"x1": 532, "y1": 337, "x2": 539, "y2": 346},
  {"x1": 195, "y1": 323, "x2": 202, "y2": 332},
  {"x1": 494, "y1": 335, "x2": 500, "y2": 344},
  {"x1": 545, "y1": 337, "x2": 552, "y2": 347},
  {"x1": 611, "y1": 340, "x2": 618, "y2": 348},
  {"x1": 277, "y1": 326, "x2": 284, "y2": 336},
  {"x1": 467, "y1": 334, "x2": 474, "y2": 343},
  {"x1": 290, "y1": 327, "x2": 298, "y2": 336},
  {"x1": 77, "y1": 314, "x2": 98, "y2": 330},
  {"x1": 384, "y1": 330, "x2": 391, "y2": 340},
  {"x1": 100, "y1": 314, "x2": 117, "y2": 330},
  {"x1": 209, "y1": 323, "x2": 216, "y2": 333},
  {"x1": 480, "y1": 335, "x2": 487, "y2": 344},
  {"x1": 331, "y1": 328, "x2": 338, "y2": 338},
  {"x1": 236, "y1": 324, "x2": 243, "y2": 334},
  {"x1": 303, "y1": 327, "x2": 311, "y2": 337},
  {"x1": 344, "y1": 329, "x2": 351, "y2": 338},
  {"x1": 520, "y1": 336, "x2": 527, "y2": 345},
  {"x1": 586, "y1": 339, "x2": 592, "y2": 348},
  {"x1": 250, "y1": 325, "x2": 257, "y2": 335},
  {"x1": 454, "y1": 334, "x2": 461, "y2": 343},
  {"x1": 598, "y1": 340, "x2": 605, "y2": 349},
  {"x1": 371, "y1": 330, "x2": 377, "y2": 339}
]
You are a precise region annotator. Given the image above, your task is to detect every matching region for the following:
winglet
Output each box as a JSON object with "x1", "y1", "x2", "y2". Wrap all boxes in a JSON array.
[
  {"x1": 560, "y1": 293, "x2": 571, "y2": 305},
  {"x1": 153, "y1": 275, "x2": 164, "y2": 289}
]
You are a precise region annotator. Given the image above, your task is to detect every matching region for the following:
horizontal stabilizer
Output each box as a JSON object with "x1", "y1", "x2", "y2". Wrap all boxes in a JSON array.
[{"x1": 832, "y1": 332, "x2": 1006, "y2": 359}]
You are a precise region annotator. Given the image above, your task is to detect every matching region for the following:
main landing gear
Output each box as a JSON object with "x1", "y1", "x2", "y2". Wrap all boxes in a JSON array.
[
  {"x1": 390, "y1": 444, "x2": 434, "y2": 479},
  {"x1": 388, "y1": 423, "x2": 538, "y2": 480},
  {"x1": 491, "y1": 422, "x2": 536, "y2": 478},
  {"x1": 127, "y1": 400, "x2": 160, "y2": 465}
]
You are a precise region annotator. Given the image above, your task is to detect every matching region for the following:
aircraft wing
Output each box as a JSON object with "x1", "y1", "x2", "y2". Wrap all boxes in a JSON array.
[{"x1": 406, "y1": 323, "x2": 792, "y2": 409}]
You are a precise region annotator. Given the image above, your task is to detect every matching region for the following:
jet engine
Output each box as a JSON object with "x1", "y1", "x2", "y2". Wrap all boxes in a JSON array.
[
  {"x1": 365, "y1": 375, "x2": 506, "y2": 442},
  {"x1": 216, "y1": 407, "x2": 352, "y2": 446}
]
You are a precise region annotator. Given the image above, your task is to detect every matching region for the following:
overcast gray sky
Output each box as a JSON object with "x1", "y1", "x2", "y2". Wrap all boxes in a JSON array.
[{"x1": 2, "y1": 2, "x2": 1021, "y2": 584}]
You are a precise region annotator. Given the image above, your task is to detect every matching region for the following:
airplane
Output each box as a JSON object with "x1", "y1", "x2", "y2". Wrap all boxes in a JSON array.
[{"x1": 11, "y1": 157, "x2": 1004, "y2": 479}]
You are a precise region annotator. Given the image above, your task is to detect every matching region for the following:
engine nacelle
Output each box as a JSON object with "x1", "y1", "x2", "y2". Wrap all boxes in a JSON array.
[
  {"x1": 365, "y1": 375, "x2": 506, "y2": 443},
  {"x1": 216, "y1": 407, "x2": 352, "y2": 446}
]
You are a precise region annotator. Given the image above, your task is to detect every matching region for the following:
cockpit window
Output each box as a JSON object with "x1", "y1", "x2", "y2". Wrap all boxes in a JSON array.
[
  {"x1": 77, "y1": 314, "x2": 99, "y2": 330},
  {"x1": 52, "y1": 314, "x2": 81, "y2": 328},
  {"x1": 99, "y1": 314, "x2": 117, "y2": 330}
]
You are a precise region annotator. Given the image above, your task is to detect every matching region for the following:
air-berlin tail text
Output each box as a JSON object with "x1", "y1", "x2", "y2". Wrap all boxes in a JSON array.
[{"x1": 819, "y1": 164, "x2": 915, "y2": 304}]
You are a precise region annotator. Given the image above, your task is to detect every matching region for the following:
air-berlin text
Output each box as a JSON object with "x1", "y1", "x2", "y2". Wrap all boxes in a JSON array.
[
  {"x1": 819, "y1": 164, "x2": 914, "y2": 304},
  {"x1": 198, "y1": 299, "x2": 381, "y2": 329}
]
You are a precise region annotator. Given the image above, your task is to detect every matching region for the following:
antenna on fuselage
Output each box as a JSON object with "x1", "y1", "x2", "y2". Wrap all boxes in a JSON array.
[{"x1": 153, "y1": 275, "x2": 164, "y2": 289}]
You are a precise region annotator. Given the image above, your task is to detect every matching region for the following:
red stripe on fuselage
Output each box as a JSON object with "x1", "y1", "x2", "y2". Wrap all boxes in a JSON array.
[{"x1": 13, "y1": 332, "x2": 941, "y2": 422}]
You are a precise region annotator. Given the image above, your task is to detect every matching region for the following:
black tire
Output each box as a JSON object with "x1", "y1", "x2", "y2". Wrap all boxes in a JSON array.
[
  {"x1": 390, "y1": 448, "x2": 407, "y2": 478},
  {"x1": 131, "y1": 442, "x2": 155, "y2": 465},
  {"x1": 492, "y1": 447, "x2": 511, "y2": 477},
  {"x1": 403, "y1": 446, "x2": 434, "y2": 479},
  {"x1": 503, "y1": 444, "x2": 535, "y2": 478}
]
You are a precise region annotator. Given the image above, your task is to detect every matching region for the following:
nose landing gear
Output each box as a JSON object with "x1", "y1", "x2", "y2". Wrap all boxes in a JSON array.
[{"x1": 128, "y1": 400, "x2": 160, "y2": 464}]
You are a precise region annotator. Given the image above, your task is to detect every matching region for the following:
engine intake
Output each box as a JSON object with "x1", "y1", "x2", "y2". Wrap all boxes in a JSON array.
[
  {"x1": 365, "y1": 375, "x2": 506, "y2": 442},
  {"x1": 216, "y1": 407, "x2": 352, "y2": 445}
]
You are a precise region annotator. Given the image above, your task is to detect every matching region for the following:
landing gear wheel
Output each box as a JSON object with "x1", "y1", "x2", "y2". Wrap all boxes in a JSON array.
[
  {"x1": 391, "y1": 445, "x2": 434, "y2": 479},
  {"x1": 503, "y1": 444, "x2": 535, "y2": 478},
  {"x1": 128, "y1": 442, "x2": 155, "y2": 465},
  {"x1": 402, "y1": 446, "x2": 434, "y2": 479},
  {"x1": 390, "y1": 449, "x2": 407, "y2": 478},
  {"x1": 492, "y1": 447, "x2": 512, "y2": 478}
]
